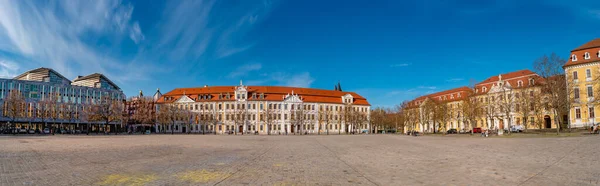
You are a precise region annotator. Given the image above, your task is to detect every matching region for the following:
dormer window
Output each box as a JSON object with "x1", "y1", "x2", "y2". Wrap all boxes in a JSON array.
[
  {"x1": 482, "y1": 87, "x2": 487, "y2": 92},
  {"x1": 585, "y1": 52, "x2": 591, "y2": 59},
  {"x1": 529, "y1": 78, "x2": 535, "y2": 85},
  {"x1": 598, "y1": 51, "x2": 600, "y2": 58},
  {"x1": 572, "y1": 54, "x2": 578, "y2": 61},
  {"x1": 517, "y1": 80, "x2": 523, "y2": 87}
]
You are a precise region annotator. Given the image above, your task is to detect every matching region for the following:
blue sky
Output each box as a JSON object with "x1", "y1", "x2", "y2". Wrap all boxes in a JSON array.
[{"x1": 0, "y1": 0, "x2": 599, "y2": 108}]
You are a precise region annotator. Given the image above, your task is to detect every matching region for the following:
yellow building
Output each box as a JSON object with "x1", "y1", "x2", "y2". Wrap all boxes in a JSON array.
[
  {"x1": 405, "y1": 69, "x2": 559, "y2": 134},
  {"x1": 564, "y1": 38, "x2": 600, "y2": 128}
]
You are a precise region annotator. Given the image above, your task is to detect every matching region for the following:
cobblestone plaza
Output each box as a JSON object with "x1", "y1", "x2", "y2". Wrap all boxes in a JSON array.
[{"x1": 0, "y1": 135, "x2": 598, "y2": 185}]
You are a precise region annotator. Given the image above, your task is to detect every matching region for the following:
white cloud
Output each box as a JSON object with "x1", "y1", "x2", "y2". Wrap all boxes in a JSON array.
[
  {"x1": 0, "y1": 59, "x2": 19, "y2": 78},
  {"x1": 245, "y1": 71, "x2": 315, "y2": 88},
  {"x1": 390, "y1": 63, "x2": 410, "y2": 67},
  {"x1": 283, "y1": 72, "x2": 315, "y2": 87},
  {"x1": 446, "y1": 78, "x2": 464, "y2": 82},
  {"x1": 0, "y1": 0, "x2": 143, "y2": 81},
  {"x1": 228, "y1": 63, "x2": 262, "y2": 78},
  {"x1": 417, "y1": 86, "x2": 437, "y2": 90}
]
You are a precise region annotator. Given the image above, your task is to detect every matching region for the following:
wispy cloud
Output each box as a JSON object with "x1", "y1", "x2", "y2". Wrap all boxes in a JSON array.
[
  {"x1": 590, "y1": 9, "x2": 600, "y2": 19},
  {"x1": 416, "y1": 86, "x2": 437, "y2": 90},
  {"x1": 0, "y1": 59, "x2": 19, "y2": 78},
  {"x1": 245, "y1": 71, "x2": 315, "y2": 88},
  {"x1": 390, "y1": 63, "x2": 411, "y2": 67},
  {"x1": 228, "y1": 63, "x2": 262, "y2": 78},
  {"x1": 446, "y1": 78, "x2": 464, "y2": 82},
  {"x1": 0, "y1": 0, "x2": 143, "y2": 81},
  {"x1": 0, "y1": 0, "x2": 276, "y2": 96}
]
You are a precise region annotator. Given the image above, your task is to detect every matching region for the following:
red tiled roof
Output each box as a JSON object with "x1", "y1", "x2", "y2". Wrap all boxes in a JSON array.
[
  {"x1": 476, "y1": 69, "x2": 535, "y2": 85},
  {"x1": 564, "y1": 39, "x2": 600, "y2": 68},
  {"x1": 474, "y1": 69, "x2": 542, "y2": 95},
  {"x1": 572, "y1": 38, "x2": 600, "y2": 52},
  {"x1": 407, "y1": 86, "x2": 473, "y2": 108},
  {"x1": 157, "y1": 86, "x2": 370, "y2": 106}
]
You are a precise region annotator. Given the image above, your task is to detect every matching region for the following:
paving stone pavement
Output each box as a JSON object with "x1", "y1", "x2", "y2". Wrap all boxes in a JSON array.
[{"x1": 0, "y1": 134, "x2": 599, "y2": 186}]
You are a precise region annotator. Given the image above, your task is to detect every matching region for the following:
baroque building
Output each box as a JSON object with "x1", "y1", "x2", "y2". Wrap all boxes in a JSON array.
[
  {"x1": 155, "y1": 81, "x2": 370, "y2": 134},
  {"x1": 405, "y1": 69, "x2": 558, "y2": 133}
]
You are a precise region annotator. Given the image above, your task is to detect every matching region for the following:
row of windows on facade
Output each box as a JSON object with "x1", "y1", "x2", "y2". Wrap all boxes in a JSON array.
[
  {"x1": 165, "y1": 112, "x2": 365, "y2": 122},
  {"x1": 478, "y1": 90, "x2": 537, "y2": 103},
  {"x1": 571, "y1": 51, "x2": 600, "y2": 61},
  {"x1": 0, "y1": 82, "x2": 122, "y2": 101},
  {"x1": 163, "y1": 92, "x2": 266, "y2": 101},
  {"x1": 1, "y1": 103, "x2": 87, "y2": 119},
  {"x1": 436, "y1": 92, "x2": 462, "y2": 101},
  {"x1": 574, "y1": 107, "x2": 595, "y2": 119},
  {"x1": 163, "y1": 123, "x2": 352, "y2": 132},
  {"x1": 172, "y1": 102, "x2": 368, "y2": 113},
  {"x1": 572, "y1": 69, "x2": 593, "y2": 80},
  {"x1": 479, "y1": 79, "x2": 536, "y2": 93},
  {"x1": 573, "y1": 86, "x2": 594, "y2": 99}
]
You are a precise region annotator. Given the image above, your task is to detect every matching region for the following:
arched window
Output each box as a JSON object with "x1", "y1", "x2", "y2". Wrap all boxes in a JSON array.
[
  {"x1": 529, "y1": 78, "x2": 535, "y2": 85},
  {"x1": 482, "y1": 87, "x2": 487, "y2": 92},
  {"x1": 572, "y1": 54, "x2": 578, "y2": 61},
  {"x1": 585, "y1": 52, "x2": 591, "y2": 59},
  {"x1": 517, "y1": 80, "x2": 523, "y2": 87}
]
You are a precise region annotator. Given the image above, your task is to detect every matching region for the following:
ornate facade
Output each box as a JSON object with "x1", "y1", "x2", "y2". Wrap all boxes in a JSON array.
[
  {"x1": 405, "y1": 70, "x2": 558, "y2": 133},
  {"x1": 155, "y1": 81, "x2": 371, "y2": 134}
]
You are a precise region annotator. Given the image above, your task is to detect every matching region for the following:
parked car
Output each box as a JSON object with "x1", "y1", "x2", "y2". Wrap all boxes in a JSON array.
[
  {"x1": 447, "y1": 129, "x2": 458, "y2": 134},
  {"x1": 28, "y1": 129, "x2": 35, "y2": 134},
  {"x1": 510, "y1": 125, "x2": 523, "y2": 133},
  {"x1": 412, "y1": 131, "x2": 421, "y2": 136},
  {"x1": 472, "y1": 127, "x2": 482, "y2": 133},
  {"x1": 43, "y1": 128, "x2": 50, "y2": 134},
  {"x1": 19, "y1": 128, "x2": 27, "y2": 134}
]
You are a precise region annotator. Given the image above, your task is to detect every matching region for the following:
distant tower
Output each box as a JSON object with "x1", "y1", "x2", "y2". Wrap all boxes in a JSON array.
[{"x1": 337, "y1": 81, "x2": 342, "y2": 91}]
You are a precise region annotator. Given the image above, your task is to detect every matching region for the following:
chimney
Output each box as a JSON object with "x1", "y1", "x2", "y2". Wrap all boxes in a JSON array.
[{"x1": 204, "y1": 85, "x2": 208, "y2": 88}]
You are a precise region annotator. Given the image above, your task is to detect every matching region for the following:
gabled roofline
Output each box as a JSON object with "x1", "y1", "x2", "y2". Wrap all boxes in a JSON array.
[
  {"x1": 13, "y1": 67, "x2": 72, "y2": 83},
  {"x1": 73, "y1": 73, "x2": 121, "y2": 90}
]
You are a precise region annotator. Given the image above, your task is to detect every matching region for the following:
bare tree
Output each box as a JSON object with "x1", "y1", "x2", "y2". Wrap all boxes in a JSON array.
[
  {"x1": 233, "y1": 105, "x2": 247, "y2": 135},
  {"x1": 290, "y1": 103, "x2": 306, "y2": 135},
  {"x1": 434, "y1": 103, "x2": 451, "y2": 134},
  {"x1": 262, "y1": 103, "x2": 275, "y2": 135},
  {"x1": 36, "y1": 95, "x2": 54, "y2": 131},
  {"x1": 89, "y1": 98, "x2": 123, "y2": 134},
  {"x1": 157, "y1": 104, "x2": 183, "y2": 134},
  {"x1": 370, "y1": 107, "x2": 385, "y2": 134},
  {"x1": 318, "y1": 107, "x2": 332, "y2": 135},
  {"x1": 404, "y1": 104, "x2": 420, "y2": 135},
  {"x1": 483, "y1": 95, "x2": 497, "y2": 132},
  {"x1": 131, "y1": 97, "x2": 155, "y2": 134},
  {"x1": 420, "y1": 99, "x2": 437, "y2": 133},
  {"x1": 534, "y1": 53, "x2": 569, "y2": 134},
  {"x1": 3, "y1": 90, "x2": 25, "y2": 128}
]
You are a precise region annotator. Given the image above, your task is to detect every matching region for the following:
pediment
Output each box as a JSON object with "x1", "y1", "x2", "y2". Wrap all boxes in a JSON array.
[
  {"x1": 175, "y1": 95, "x2": 195, "y2": 103},
  {"x1": 283, "y1": 91, "x2": 303, "y2": 103}
]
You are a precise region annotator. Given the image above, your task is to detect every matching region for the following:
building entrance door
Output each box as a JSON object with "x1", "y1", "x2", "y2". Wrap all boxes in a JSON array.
[
  {"x1": 238, "y1": 125, "x2": 243, "y2": 134},
  {"x1": 544, "y1": 115, "x2": 552, "y2": 128},
  {"x1": 499, "y1": 119, "x2": 504, "y2": 130}
]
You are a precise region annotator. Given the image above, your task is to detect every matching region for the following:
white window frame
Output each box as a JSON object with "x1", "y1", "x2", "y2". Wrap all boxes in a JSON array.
[
  {"x1": 482, "y1": 87, "x2": 487, "y2": 92},
  {"x1": 587, "y1": 85, "x2": 594, "y2": 98},
  {"x1": 575, "y1": 107, "x2": 581, "y2": 119},
  {"x1": 572, "y1": 54, "x2": 578, "y2": 61},
  {"x1": 517, "y1": 80, "x2": 523, "y2": 87},
  {"x1": 585, "y1": 52, "x2": 591, "y2": 59}
]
